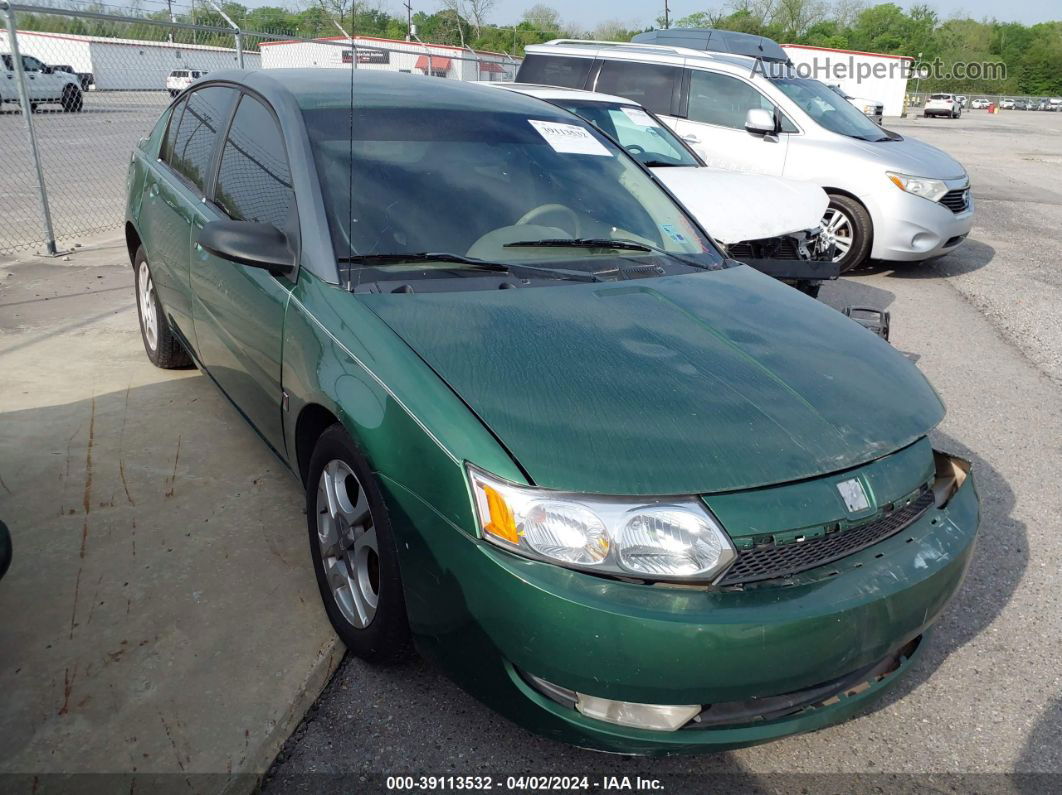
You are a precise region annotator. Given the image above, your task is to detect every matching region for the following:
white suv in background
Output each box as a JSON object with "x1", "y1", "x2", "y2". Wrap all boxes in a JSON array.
[
  {"x1": 923, "y1": 94, "x2": 962, "y2": 118},
  {"x1": 517, "y1": 37, "x2": 974, "y2": 271},
  {"x1": 166, "y1": 69, "x2": 208, "y2": 97},
  {"x1": 1, "y1": 53, "x2": 83, "y2": 112}
]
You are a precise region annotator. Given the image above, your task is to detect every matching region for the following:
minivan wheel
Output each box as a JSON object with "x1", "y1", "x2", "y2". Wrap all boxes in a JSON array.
[
  {"x1": 820, "y1": 194, "x2": 872, "y2": 272},
  {"x1": 61, "y1": 84, "x2": 83, "y2": 112},
  {"x1": 133, "y1": 247, "x2": 191, "y2": 368},
  {"x1": 306, "y1": 425, "x2": 412, "y2": 663}
]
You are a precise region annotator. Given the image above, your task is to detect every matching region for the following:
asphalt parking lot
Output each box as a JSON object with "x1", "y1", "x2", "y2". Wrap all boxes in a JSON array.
[
  {"x1": 0, "y1": 91, "x2": 170, "y2": 253},
  {"x1": 1, "y1": 109, "x2": 1060, "y2": 791}
]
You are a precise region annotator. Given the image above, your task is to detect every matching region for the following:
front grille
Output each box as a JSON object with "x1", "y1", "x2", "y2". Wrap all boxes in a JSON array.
[
  {"x1": 939, "y1": 189, "x2": 970, "y2": 214},
  {"x1": 727, "y1": 237, "x2": 801, "y2": 260},
  {"x1": 718, "y1": 489, "x2": 935, "y2": 586}
]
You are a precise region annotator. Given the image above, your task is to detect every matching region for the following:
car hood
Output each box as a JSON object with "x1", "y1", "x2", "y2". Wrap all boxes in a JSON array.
[
  {"x1": 850, "y1": 135, "x2": 967, "y2": 180},
  {"x1": 363, "y1": 266, "x2": 944, "y2": 496},
  {"x1": 653, "y1": 167, "x2": 828, "y2": 245}
]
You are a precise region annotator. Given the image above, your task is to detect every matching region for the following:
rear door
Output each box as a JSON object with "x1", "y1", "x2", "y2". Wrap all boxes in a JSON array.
[
  {"x1": 189, "y1": 91, "x2": 297, "y2": 454},
  {"x1": 670, "y1": 68, "x2": 791, "y2": 176},
  {"x1": 143, "y1": 85, "x2": 238, "y2": 347}
]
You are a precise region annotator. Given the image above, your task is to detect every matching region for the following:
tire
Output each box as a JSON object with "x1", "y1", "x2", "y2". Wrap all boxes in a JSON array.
[
  {"x1": 60, "y1": 84, "x2": 83, "y2": 112},
  {"x1": 306, "y1": 424, "x2": 412, "y2": 663},
  {"x1": 133, "y1": 247, "x2": 192, "y2": 369},
  {"x1": 29, "y1": 103, "x2": 38, "y2": 113},
  {"x1": 820, "y1": 194, "x2": 872, "y2": 273},
  {"x1": 168, "y1": 89, "x2": 178, "y2": 98}
]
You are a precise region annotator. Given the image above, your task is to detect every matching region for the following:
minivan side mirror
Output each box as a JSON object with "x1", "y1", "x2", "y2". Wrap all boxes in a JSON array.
[
  {"x1": 197, "y1": 220, "x2": 295, "y2": 277},
  {"x1": 745, "y1": 108, "x2": 777, "y2": 136}
]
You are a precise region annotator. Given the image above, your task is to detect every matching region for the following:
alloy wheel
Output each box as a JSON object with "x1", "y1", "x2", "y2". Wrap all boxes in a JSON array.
[
  {"x1": 819, "y1": 207, "x2": 854, "y2": 263},
  {"x1": 316, "y1": 459, "x2": 380, "y2": 629},
  {"x1": 138, "y1": 261, "x2": 158, "y2": 351}
]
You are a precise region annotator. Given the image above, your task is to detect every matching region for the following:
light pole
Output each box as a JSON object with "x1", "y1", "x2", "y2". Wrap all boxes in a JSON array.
[{"x1": 663, "y1": 0, "x2": 670, "y2": 29}]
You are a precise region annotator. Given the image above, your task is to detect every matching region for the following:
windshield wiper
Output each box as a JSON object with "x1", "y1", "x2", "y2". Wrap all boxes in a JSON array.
[
  {"x1": 339, "y1": 251, "x2": 599, "y2": 282},
  {"x1": 504, "y1": 238, "x2": 717, "y2": 271},
  {"x1": 640, "y1": 159, "x2": 684, "y2": 167}
]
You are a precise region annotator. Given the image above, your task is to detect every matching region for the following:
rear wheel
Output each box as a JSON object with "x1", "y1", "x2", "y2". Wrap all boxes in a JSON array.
[
  {"x1": 820, "y1": 194, "x2": 872, "y2": 273},
  {"x1": 133, "y1": 247, "x2": 191, "y2": 369},
  {"x1": 306, "y1": 425, "x2": 412, "y2": 663},
  {"x1": 60, "y1": 84, "x2": 82, "y2": 112}
]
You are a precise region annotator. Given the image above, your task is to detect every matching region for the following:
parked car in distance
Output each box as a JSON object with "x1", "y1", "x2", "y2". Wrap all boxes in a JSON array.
[
  {"x1": 1047, "y1": 98, "x2": 1062, "y2": 112},
  {"x1": 923, "y1": 93, "x2": 962, "y2": 118},
  {"x1": 1014, "y1": 99, "x2": 1030, "y2": 111},
  {"x1": 517, "y1": 34, "x2": 974, "y2": 272},
  {"x1": 126, "y1": 68, "x2": 980, "y2": 754},
  {"x1": 166, "y1": 68, "x2": 208, "y2": 97},
  {"x1": 970, "y1": 98, "x2": 989, "y2": 109},
  {"x1": 50, "y1": 63, "x2": 94, "y2": 91},
  {"x1": 826, "y1": 83, "x2": 884, "y2": 125},
  {"x1": 0, "y1": 53, "x2": 83, "y2": 112},
  {"x1": 999, "y1": 98, "x2": 1015, "y2": 109},
  {"x1": 489, "y1": 82, "x2": 835, "y2": 294},
  {"x1": 956, "y1": 95, "x2": 967, "y2": 108}
]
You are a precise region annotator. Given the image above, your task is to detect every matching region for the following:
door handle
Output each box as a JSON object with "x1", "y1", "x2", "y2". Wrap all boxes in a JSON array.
[{"x1": 682, "y1": 133, "x2": 700, "y2": 143}]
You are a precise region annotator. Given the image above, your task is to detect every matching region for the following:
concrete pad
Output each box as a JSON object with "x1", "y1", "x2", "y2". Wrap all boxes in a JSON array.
[{"x1": 0, "y1": 236, "x2": 340, "y2": 785}]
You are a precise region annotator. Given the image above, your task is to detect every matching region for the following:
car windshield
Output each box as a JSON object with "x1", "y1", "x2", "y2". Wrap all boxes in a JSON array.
[
  {"x1": 548, "y1": 100, "x2": 700, "y2": 168},
  {"x1": 302, "y1": 105, "x2": 721, "y2": 281},
  {"x1": 771, "y1": 77, "x2": 887, "y2": 141}
]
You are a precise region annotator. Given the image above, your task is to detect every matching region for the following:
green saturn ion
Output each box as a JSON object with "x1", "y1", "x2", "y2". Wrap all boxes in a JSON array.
[{"x1": 125, "y1": 69, "x2": 980, "y2": 753}]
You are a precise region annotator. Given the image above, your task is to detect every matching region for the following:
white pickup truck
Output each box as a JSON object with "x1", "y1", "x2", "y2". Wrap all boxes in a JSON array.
[{"x1": 1, "y1": 52, "x2": 83, "y2": 112}]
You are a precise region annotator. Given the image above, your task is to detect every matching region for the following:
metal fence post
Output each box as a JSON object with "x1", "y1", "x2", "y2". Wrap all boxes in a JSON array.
[
  {"x1": 206, "y1": 0, "x2": 243, "y2": 68},
  {"x1": 1, "y1": 0, "x2": 60, "y2": 255}
]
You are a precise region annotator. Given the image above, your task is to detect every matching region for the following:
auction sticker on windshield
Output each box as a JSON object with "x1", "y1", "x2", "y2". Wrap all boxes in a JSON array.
[
  {"x1": 621, "y1": 106, "x2": 660, "y2": 127},
  {"x1": 528, "y1": 120, "x2": 613, "y2": 156}
]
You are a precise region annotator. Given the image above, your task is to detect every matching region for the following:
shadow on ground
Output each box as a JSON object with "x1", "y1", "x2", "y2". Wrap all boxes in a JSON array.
[{"x1": 853, "y1": 238, "x2": 996, "y2": 280}]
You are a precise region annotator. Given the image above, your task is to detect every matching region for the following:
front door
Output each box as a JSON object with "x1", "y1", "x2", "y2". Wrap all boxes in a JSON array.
[
  {"x1": 668, "y1": 69, "x2": 791, "y2": 176},
  {"x1": 190, "y1": 91, "x2": 296, "y2": 455}
]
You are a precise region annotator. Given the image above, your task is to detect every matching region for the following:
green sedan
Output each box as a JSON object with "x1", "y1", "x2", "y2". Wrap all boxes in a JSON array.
[{"x1": 124, "y1": 69, "x2": 979, "y2": 753}]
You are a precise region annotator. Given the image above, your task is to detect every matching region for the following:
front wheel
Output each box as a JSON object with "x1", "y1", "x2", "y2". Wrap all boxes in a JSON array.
[
  {"x1": 306, "y1": 425, "x2": 412, "y2": 663},
  {"x1": 60, "y1": 84, "x2": 82, "y2": 112},
  {"x1": 820, "y1": 194, "x2": 872, "y2": 273}
]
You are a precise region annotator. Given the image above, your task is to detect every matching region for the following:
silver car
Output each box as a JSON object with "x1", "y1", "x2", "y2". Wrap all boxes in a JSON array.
[{"x1": 518, "y1": 38, "x2": 974, "y2": 271}]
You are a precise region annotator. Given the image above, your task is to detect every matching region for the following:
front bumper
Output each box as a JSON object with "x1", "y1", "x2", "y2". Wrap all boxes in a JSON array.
[
  {"x1": 381, "y1": 461, "x2": 979, "y2": 754},
  {"x1": 869, "y1": 178, "x2": 974, "y2": 262}
]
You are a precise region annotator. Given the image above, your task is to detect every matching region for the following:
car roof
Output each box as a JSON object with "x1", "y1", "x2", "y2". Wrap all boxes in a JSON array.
[
  {"x1": 203, "y1": 68, "x2": 574, "y2": 117},
  {"x1": 524, "y1": 40, "x2": 761, "y2": 76},
  {"x1": 487, "y1": 82, "x2": 639, "y2": 107}
]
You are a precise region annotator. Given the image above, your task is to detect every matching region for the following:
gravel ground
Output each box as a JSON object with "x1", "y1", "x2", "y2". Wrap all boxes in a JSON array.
[{"x1": 263, "y1": 111, "x2": 1062, "y2": 792}]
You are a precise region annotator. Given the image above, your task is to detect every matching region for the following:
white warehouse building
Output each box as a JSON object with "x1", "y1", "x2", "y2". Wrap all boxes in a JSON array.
[
  {"x1": 782, "y1": 44, "x2": 912, "y2": 117},
  {"x1": 0, "y1": 29, "x2": 257, "y2": 90},
  {"x1": 259, "y1": 35, "x2": 517, "y2": 82}
]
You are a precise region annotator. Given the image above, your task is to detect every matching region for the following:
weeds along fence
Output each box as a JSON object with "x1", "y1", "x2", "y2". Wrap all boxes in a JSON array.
[{"x1": 0, "y1": 2, "x2": 520, "y2": 255}]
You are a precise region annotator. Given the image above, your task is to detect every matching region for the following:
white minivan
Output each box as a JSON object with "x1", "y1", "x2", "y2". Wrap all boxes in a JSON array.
[{"x1": 517, "y1": 37, "x2": 974, "y2": 271}]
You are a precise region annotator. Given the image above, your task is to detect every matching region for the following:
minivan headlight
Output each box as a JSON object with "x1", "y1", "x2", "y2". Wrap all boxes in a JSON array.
[
  {"x1": 467, "y1": 466, "x2": 736, "y2": 582},
  {"x1": 887, "y1": 171, "x2": 949, "y2": 203}
]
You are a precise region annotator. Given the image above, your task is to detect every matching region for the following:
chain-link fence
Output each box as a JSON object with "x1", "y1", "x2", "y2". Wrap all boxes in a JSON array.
[
  {"x1": 0, "y1": 2, "x2": 520, "y2": 255},
  {"x1": 908, "y1": 91, "x2": 1062, "y2": 110}
]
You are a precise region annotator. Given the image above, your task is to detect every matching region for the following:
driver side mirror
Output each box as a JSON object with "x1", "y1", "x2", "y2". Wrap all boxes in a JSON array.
[
  {"x1": 41, "y1": 65, "x2": 54, "y2": 74},
  {"x1": 745, "y1": 108, "x2": 777, "y2": 136},
  {"x1": 197, "y1": 220, "x2": 295, "y2": 277}
]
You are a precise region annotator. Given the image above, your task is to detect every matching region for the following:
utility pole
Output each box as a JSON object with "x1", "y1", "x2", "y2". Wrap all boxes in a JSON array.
[
  {"x1": 404, "y1": 0, "x2": 413, "y2": 41},
  {"x1": 663, "y1": 0, "x2": 670, "y2": 29},
  {"x1": 165, "y1": 0, "x2": 175, "y2": 43}
]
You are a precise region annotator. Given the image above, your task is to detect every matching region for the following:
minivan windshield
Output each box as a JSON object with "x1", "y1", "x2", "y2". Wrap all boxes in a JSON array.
[
  {"x1": 303, "y1": 105, "x2": 721, "y2": 280},
  {"x1": 771, "y1": 77, "x2": 888, "y2": 141},
  {"x1": 549, "y1": 100, "x2": 701, "y2": 168}
]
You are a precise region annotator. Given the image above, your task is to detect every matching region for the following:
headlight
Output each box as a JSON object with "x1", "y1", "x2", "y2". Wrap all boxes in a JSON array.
[
  {"x1": 467, "y1": 466, "x2": 736, "y2": 582},
  {"x1": 862, "y1": 104, "x2": 876, "y2": 114},
  {"x1": 886, "y1": 171, "x2": 950, "y2": 203}
]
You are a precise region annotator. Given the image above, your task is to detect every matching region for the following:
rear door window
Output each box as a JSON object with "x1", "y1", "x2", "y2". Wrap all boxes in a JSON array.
[
  {"x1": 516, "y1": 54, "x2": 593, "y2": 89},
  {"x1": 213, "y1": 94, "x2": 295, "y2": 230},
  {"x1": 167, "y1": 85, "x2": 237, "y2": 193},
  {"x1": 593, "y1": 60, "x2": 681, "y2": 116},
  {"x1": 160, "y1": 96, "x2": 187, "y2": 163}
]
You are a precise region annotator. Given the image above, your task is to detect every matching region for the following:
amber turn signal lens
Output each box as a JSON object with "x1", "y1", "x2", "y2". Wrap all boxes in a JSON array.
[{"x1": 482, "y1": 484, "x2": 520, "y2": 544}]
